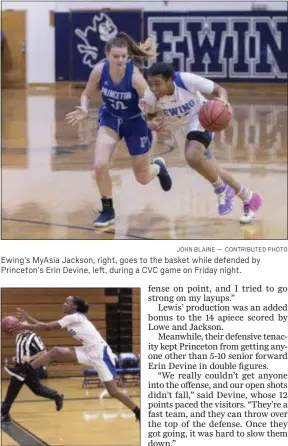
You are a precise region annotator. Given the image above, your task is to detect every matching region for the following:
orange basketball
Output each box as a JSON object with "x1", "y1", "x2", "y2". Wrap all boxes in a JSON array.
[
  {"x1": 199, "y1": 99, "x2": 232, "y2": 132},
  {"x1": 1, "y1": 316, "x2": 19, "y2": 334}
]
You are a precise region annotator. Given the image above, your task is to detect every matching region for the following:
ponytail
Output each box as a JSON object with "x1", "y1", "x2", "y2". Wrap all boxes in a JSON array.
[
  {"x1": 72, "y1": 296, "x2": 89, "y2": 314},
  {"x1": 105, "y1": 31, "x2": 158, "y2": 60}
]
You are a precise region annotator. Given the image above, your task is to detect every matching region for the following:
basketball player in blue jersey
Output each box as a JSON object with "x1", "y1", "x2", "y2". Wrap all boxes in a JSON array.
[
  {"x1": 66, "y1": 32, "x2": 172, "y2": 227},
  {"x1": 142, "y1": 63, "x2": 262, "y2": 224}
]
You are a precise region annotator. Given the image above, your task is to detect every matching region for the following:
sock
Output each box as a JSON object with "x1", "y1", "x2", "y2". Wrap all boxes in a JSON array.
[
  {"x1": 237, "y1": 186, "x2": 252, "y2": 202},
  {"x1": 150, "y1": 163, "x2": 160, "y2": 177},
  {"x1": 101, "y1": 196, "x2": 113, "y2": 209},
  {"x1": 133, "y1": 406, "x2": 140, "y2": 420},
  {"x1": 212, "y1": 177, "x2": 224, "y2": 190}
]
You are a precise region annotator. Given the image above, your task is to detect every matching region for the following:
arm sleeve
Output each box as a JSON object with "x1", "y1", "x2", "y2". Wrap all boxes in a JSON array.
[
  {"x1": 58, "y1": 314, "x2": 78, "y2": 328},
  {"x1": 180, "y1": 72, "x2": 214, "y2": 95}
]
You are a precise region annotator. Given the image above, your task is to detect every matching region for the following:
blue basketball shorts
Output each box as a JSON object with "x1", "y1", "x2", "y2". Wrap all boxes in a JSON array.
[{"x1": 98, "y1": 107, "x2": 152, "y2": 156}]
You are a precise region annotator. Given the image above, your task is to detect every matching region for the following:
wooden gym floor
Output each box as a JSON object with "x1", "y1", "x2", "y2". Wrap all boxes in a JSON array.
[
  {"x1": 1, "y1": 378, "x2": 140, "y2": 446},
  {"x1": 1, "y1": 86, "x2": 287, "y2": 240}
]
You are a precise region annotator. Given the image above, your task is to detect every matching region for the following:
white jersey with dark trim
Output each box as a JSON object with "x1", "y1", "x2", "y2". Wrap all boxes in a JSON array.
[
  {"x1": 58, "y1": 312, "x2": 107, "y2": 353},
  {"x1": 144, "y1": 72, "x2": 214, "y2": 131}
]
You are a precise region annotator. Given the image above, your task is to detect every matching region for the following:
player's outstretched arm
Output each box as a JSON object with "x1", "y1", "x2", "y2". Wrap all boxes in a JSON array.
[
  {"x1": 65, "y1": 62, "x2": 104, "y2": 125},
  {"x1": 19, "y1": 320, "x2": 61, "y2": 331},
  {"x1": 16, "y1": 307, "x2": 40, "y2": 324},
  {"x1": 16, "y1": 309, "x2": 61, "y2": 331}
]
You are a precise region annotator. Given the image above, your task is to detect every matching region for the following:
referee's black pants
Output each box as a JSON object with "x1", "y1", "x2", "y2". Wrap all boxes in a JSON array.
[{"x1": 1, "y1": 365, "x2": 60, "y2": 416}]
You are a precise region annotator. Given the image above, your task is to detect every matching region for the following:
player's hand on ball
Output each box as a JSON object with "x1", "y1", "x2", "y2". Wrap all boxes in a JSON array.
[
  {"x1": 214, "y1": 97, "x2": 232, "y2": 113},
  {"x1": 65, "y1": 107, "x2": 88, "y2": 126}
]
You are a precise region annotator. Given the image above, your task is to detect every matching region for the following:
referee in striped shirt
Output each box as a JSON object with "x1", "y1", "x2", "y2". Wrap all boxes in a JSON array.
[{"x1": 1, "y1": 328, "x2": 64, "y2": 423}]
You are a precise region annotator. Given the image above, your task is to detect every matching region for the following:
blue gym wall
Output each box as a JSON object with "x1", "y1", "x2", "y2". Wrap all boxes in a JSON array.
[{"x1": 55, "y1": 10, "x2": 287, "y2": 82}]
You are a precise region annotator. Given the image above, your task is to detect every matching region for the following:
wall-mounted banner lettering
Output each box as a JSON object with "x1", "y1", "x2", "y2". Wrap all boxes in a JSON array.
[{"x1": 144, "y1": 11, "x2": 287, "y2": 82}]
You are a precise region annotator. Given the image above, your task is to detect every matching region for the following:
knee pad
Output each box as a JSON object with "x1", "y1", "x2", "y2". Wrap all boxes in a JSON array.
[{"x1": 186, "y1": 130, "x2": 212, "y2": 149}]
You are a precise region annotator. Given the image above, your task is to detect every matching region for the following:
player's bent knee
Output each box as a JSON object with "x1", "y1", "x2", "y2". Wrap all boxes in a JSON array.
[
  {"x1": 94, "y1": 161, "x2": 109, "y2": 175},
  {"x1": 134, "y1": 172, "x2": 150, "y2": 185},
  {"x1": 185, "y1": 145, "x2": 204, "y2": 167},
  {"x1": 50, "y1": 346, "x2": 60, "y2": 359}
]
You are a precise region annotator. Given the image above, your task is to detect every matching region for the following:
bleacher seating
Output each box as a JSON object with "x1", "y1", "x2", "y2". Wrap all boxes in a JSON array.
[{"x1": 82, "y1": 353, "x2": 140, "y2": 389}]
